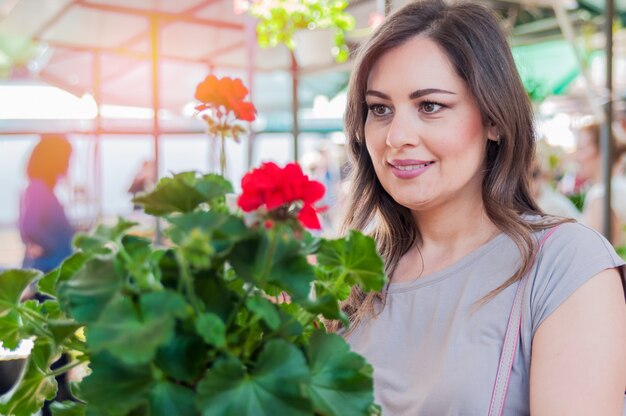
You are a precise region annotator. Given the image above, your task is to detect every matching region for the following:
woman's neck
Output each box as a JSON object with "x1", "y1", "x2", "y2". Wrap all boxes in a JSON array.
[{"x1": 412, "y1": 197, "x2": 499, "y2": 252}]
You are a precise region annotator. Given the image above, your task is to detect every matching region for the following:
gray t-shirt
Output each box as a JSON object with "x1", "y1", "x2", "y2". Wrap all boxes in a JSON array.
[{"x1": 346, "y1": 222, "x2": 625, "y2": 415}]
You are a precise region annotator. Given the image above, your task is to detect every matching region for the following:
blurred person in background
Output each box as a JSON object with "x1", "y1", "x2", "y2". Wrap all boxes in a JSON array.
[
  {"x1": 13, "y1": 134, "x2": 76, "y2": 413},
  {"x1": 128, "y1": 159, "x2": 157, "y2": 210},
  {"x1": 19, "y1": 134, "x2": 75, "y2": 273},
  {"x1": 575, "y1": 122, "x2": 626, "y2": 246},
  {"x1": 531, "y1": 158, "x2": 581, "y2": 220}
]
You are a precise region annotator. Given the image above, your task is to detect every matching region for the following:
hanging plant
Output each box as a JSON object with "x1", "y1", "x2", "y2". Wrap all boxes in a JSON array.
[{"x1": 247, "y1": 0, "x2": 355, "y2": 63}]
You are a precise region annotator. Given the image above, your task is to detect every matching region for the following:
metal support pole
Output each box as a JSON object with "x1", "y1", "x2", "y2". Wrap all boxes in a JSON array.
[
  {"x1": 150, "y1": 15, "x2": 162, "y2": 242},
  {"x1": 290, "y1": 50, "x2": 300, "y2": 162},
  {"x1": 245, "y1": 15, "x2": 256, "y2": 169},
  {"x1": 92, "y1": 51, "x2": 103, "y2": 224},
  {"x1": 602, "y1": 0, "x2": 614, "y2": 240}
]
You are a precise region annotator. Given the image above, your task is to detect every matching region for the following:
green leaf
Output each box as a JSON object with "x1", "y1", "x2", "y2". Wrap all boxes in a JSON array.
[
  {"x1": 167, "y1": 211, "x2": 250, "y2": 260},
  {"x1": 0, "y1": 269, "x2": 41, "y2": 317},
  {"x1": 300, "y1": 291, "x2": 347, "y2": 326},
  {"x1": 229, "y1": 232, "x2": 314, "y2": 300},
  {"x1": 50, "y1": 400, "x2": 86, "y2": 416},
  {"x1": 0, "y1": 309, "x2": 22, "y2": 350},
  {"x1": 133, "y1": 172, "x2": 232, "y2": 216},
  {"x1": 72, "y1": 218, "x2": 136, "y2": 256},
  {"x1": 317, "y1": 231, "x2": 386, "y2": 293},
  {"x1": 87, "y1": 291, "x2": 188, "y2": 365},
  {"x1": 0, "y1": 339, "x2": 58, "y2": 416},
  {"x1": 119, "y1": 235, "x2": 162, "y2": 290},
  {"x1": 195, "y1": 313, "x2": 226, "y2": 348},
  {"x1": 39, "y1": 252, "x2": 90, "y2": 296},
  {"x1": 148, "y1": 381, "x2": 196, "y2": 416},
  {"x1": 81, "y1": 351, "x2": 153, "y2": 415},
  {"x1": 196, "y1": 340, "x2": 312, "y2": 416},
  {"x1": 56, "y1": 259, "x2": 123, "y2": 324},
  {"x1": 39, "y1": 269, "x2": 60, "y2": 297},
  {"x1": 155, "y1": 331, "x2": 207, "y2": 383},
  {"x1": 193, "y1": 173, "x2": 234, "y2": 201},
  {"x1": 245, "y1": 296, "x2": 280, "y2": 330},
  {"x1": 305, "y1": 332, "x2": 375, "y2": 416},
  {"x1": 48, "y1": 319, "x2": 82, "y2": 349},
  {"x1": 194, "y1": 271, "x2": 237, "y2": 321}
]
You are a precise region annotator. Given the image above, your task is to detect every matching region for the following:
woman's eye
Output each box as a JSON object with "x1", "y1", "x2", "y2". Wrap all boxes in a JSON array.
[
  {"x1": 420, "y1": 102, "x2": 443, "y2": 114},
  {"x1": 369, "y1": 104, "x2": 390, "y2": 117}
]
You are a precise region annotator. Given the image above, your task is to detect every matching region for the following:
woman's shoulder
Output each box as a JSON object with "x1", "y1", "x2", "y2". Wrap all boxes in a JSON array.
[
  {"x1": 540, "y1": 220, "x2": 610, "y2": 248},
  {"x1": 525, "y1": 219, "x2": 625, "y2": 334},
  {"x1": 517, "y1": 215, "x2": 621, "y2": 266}
]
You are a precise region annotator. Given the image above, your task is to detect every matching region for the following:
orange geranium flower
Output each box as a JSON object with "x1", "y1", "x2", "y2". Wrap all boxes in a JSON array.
[{"x1": 194, "y1": 75, "x2": 256, "y2": 122}]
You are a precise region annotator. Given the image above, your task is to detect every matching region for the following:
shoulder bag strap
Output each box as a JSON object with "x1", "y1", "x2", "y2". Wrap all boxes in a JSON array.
[{"x1": 487, "y1": 225, "x2": 561, "y2": 416}]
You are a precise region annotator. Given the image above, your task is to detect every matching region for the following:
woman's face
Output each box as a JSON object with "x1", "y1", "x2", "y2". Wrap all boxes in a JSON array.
[
  {"x1": 364, "y1": 36, "x2": 492, "y2": 212},
  {"x1": 574, "y1": 129, "x2": 600, "y2": 182}
]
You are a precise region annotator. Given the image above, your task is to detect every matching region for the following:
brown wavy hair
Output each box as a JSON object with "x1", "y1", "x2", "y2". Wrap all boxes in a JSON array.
[{"x1": 332, "y1": 0, "x2": 572, "y2": 332}]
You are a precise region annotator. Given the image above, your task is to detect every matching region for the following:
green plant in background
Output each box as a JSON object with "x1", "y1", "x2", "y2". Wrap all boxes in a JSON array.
[
  {"x1": 0, "y1": 163, "x2": 385, "y2": 415},
  {"x1": 248, "y1": 0, "x2": 355, "y2": 63}
]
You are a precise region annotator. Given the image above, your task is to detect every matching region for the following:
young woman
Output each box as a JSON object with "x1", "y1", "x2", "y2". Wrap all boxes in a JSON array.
[{"x1": 337, "y1": 1, "x2": 626, "y2": 414}]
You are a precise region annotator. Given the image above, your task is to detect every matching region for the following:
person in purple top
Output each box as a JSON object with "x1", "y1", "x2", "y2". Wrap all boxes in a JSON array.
[{"x1": 19, "y1": 133, "x2": 74, "y2": 272}]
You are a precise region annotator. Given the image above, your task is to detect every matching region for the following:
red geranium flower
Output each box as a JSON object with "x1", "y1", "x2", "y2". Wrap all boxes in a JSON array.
[
  {"x1": 194, "y1": 75, "x2": 256, "y2": 122},
  {"x1": 237, "y1": 162, "x2": 326, "y2": 230}
]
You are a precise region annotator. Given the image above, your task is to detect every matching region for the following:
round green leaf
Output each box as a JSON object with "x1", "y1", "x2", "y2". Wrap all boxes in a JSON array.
[
  {"x1": 56, "y1": 259, "x2": 123, "y2": 324},
  {"x1": 148, "y1": 381, "x2": 196, "y2": 416},
  {"x1": 196, "y1": 340, "x2": 312, "y2": 416},
  {"x1": 305, "y1": 332, "x2": 375, "y2": 416},
  {"x1": 245, "y1": 296, "x2": 280, "y2": 330},
  {"x1": 80, "y1": 351, "x2": 153, "y2": 415},
  {"x1": 87, "y1": 291, "x2": 188, "y2": 365},
  {"x1": 195, "y1": 313, "x2": 226, "y2": 348},
  {"x1": 317, "y1": 231, "x2": 386, "y2": 293}
]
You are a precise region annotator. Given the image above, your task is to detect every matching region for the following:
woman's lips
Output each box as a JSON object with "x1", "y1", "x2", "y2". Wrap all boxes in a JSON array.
[{"x1": 388, "y1": 160, "x2": 435, "y2": 179}]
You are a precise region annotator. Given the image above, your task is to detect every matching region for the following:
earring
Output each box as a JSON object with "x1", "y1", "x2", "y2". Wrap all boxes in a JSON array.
[{"x1": 495, "y1": 134, "x2": 502, "y2": 145}]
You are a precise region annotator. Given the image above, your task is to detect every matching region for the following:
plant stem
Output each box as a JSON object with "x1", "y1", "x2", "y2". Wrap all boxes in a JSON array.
[
  {"x1": 219, "y1": 132, "x2": 227, "y2": 176},
  {"x1": 225, "y1": 284, "x2": 254, "y2": 331},
  {"x1": 45, "y1": 359, "x2": 85, "y2": 378},
  {"x1": 225, "y1": 230, "x2": 279, "y2": 332},
  {"x1": 175, "y1": 251, "x2": 202, "y2": 315},
  {"x1": 16, "y1": 305, "x2": 54, "y2": 338},
  {"x1": 260, "y1": 230, "x2": 279, "y2": 285}
]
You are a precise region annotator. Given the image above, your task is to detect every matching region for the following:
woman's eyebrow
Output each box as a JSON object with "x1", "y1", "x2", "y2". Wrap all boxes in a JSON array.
[
  {"x1": 409, "y1": 88, "x2": 455, "y2": 99},
  {"x1": 365, "y1": 88, "x2": 456, "y2": 100}
]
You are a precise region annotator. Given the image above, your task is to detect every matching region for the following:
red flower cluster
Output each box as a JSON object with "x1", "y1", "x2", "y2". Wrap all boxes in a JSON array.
[
  {"x1": 195, "y1": 75, "x2": 256, "y2": 122},
  {"x1": 237, "y1": 162, "x2": 326, "y2": 230}
]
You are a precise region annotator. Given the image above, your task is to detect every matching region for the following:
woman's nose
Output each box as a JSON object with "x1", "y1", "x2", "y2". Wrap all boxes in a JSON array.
[{"x1": 385, "y1": 110, "x2": 421, "y2": 149}]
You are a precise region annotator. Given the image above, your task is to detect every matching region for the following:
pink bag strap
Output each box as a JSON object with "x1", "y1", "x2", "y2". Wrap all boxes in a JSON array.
[{"x1": 487, "y1": 225, "x2": 561, "y2": 416}]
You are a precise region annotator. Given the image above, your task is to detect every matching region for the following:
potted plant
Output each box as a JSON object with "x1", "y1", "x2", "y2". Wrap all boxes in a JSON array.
[{"x1": 0, "y1": 154, "x2": 384, "y2": 415}]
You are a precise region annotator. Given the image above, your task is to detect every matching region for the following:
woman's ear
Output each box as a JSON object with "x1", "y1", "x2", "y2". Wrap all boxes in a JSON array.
[{"x1": 486, "y1": 121, "x2": 502, "y2": 144}]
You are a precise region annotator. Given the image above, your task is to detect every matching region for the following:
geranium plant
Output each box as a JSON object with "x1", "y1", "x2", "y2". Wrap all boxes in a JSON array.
[
  {"x1": 194, "y1": 75, "x2": 256, "y2": 175},
  {"x1": 247, "y1": 0, "x2": 355, "y2": 63},
  {"x1": 0, "y1": 162, "x2": 385, "y2": 415}
]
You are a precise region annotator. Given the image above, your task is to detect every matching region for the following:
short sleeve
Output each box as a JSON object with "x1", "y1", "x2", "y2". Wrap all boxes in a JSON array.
[{"x1": 528, "y1": 222, "x2": 625, "y2": 335}]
